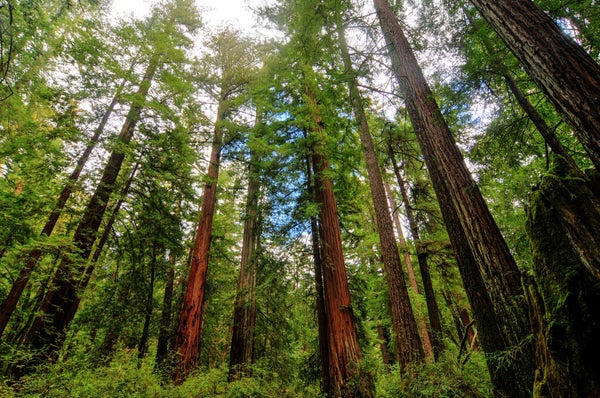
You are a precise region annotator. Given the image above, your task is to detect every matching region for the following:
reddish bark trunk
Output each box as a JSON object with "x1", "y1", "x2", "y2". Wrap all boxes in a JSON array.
[
  {"x1": 374, "y1": 1, "x2": 534, "y2": 395},
  {"x1": 305, "y1": 84, "x2": 371, "y2": 397},
  {"x1": 383, "y1": 182, "x2": 435, "y2": 361},
  {"x1": 228, "y1": 151, "x2": 260, "y2": 381},
  {"x1": 306, "y1": 155, "x2": 331, "y2": 395},
  {"x1": 172, "y1": 99, "x2": 226, "y2": 383},
  {"x1": 336, "y1": 20, "x2": 424, "y2": 368},
  {"x1": 469, "y1": 0, "x2": 600, "y2": 169},
  {"x1": 389, "y1": 151, "x2": 444, "y2": 359},
  {"x1": 459, "y1": 308, "x2": 479, "y2": 351}
]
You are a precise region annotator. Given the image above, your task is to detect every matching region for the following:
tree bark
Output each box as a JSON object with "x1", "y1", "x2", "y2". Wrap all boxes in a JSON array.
[
  {"x1": 228, "y1": 149, "x2": 260, "y2": 381},
  {"x1": 525, "y1": 156, "x2": 600, "y2": 397},
  {"x1": 171, "y1": 97, "x2": 226, "y2": 384},
  {"x1": 376, "y1": 321, "x2": 390, "y2": 371},
  {"x1": 459, "y1": 308, "x2": 479, "y2": 351},
  {"x1": 306, "y1": 155, "x2": 331, "y2": 395},
  {"x1": 389, "y1": 149, "x2": 444, "y2": 359},
  {"x1": 336, "y1": 20, "x2": 424, "y2": 368},
  {"x1": 137, "y1": 243, "x2": 157, "y2": 364},
  {"x1": 23, "y1": 58, "x2": 158, "y2": 361},
  {"x1": 374, "y1": 1, "x2": 534, "y2": 395},
  {"x1": 0, "y1": 76, "x2": 126, "y2": 338},
  {"x1": 305, "y1": 83, "x2": 372, "y2": 397},
  {"x1": 469, "y1": 0, "x2": 600, "y2": 169},
  {"x1": 470, "y1": 22, "x2": 578, "y2": 169},
  {"x1": 154, "y1": 254, "x2": 176, "y2": 373},
  {"x1": 383, "y1": 181, "x2": 434, "y2": 361}
]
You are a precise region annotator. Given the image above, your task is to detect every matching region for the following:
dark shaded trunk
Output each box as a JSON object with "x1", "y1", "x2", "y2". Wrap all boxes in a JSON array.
[
  {"x1": 171, "y1": 98, "x2": 226, "y2": 384},
  {"x1": 525, "y1": 156, "x2": 600, "y2": 397},
  {"x1": 88, "y1": 163, "x2": 139, "y2": 270},
  {"x1": 469, "y1": 0, "x2": 600, "y2": 169},
  {"x1": 376, "y1": 321, "x2": 390, "y2": 371},
  {"x1": 23, "y1": 59, "x2": 158, "y2": 361},
  {"x1": 374, "y1": 1, "x2": 534, "y2": 395},
  {"x1": 389, "y1": 150, "x2": 444, "y2": 359},
  {"x1": 469, "y1": 14, "x2": 577, "y2": 170},
  {"x1": 0, "y1": 77, "x2": 126, "y2": 338},
  {"x1": 228, "y1": 151, "x2": 260, "y2": 381},
  {"x1": 502, "y1": 72, "x2": 577, "y2": 169},
  {"x1": 155, "y1": 254, "x2": 175, "y2": 373},
  {"x1": 337, "y1": 20, "x2": 424, "y2": 368},
  {"x1": 383, "y1": 181, "x2": 434, "y2": 361},
  {"x1": 306, "y1": 155, "x2": 331, "y2": 395},
  {"x1": 137, "y1": 244, "x2": 157, "y2": 364},
  {"x1": 95, "y1": 268, "x2": 134, "y2": 364},
  {"x1": 305, "y1": 84, "x2": 372, "y2": 398}
]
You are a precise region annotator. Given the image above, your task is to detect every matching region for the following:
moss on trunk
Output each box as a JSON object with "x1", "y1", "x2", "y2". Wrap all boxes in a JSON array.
[{"x1": 525, "y1": 156, "x2": 600, "y2": 397}]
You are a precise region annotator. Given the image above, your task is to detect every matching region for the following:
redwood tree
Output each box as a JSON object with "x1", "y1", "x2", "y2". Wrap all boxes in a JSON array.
[
  {"x1": 172, "y1": 29, "x2": 256, "y2": 383},
  {"x1": 24, "y1": 55, "x2": 159, "y2": 359},
  {"x1": 469, "y1": 0, "x2": 600, "y2": 169},
  {"x1": 388, "y1": 151, "x2": 443, "y2": 359},
  {"x1": 228, "y1": 146, "x2": 261, "y2": 381},
  {"x1": 374, "y1": 0, "x2": 535, "y2": 395},
  {"x1": 336, "y1": 17, "x2": 424, "y2": 368},
  {"x1": 0, "y1": 75, "x2": 125, "y2": 339},
  {"x1": 306, "y1": 82, "x2": 371, "y2": 397},
  {"x1": 171, "y1": 97, "x2": 226, "y2": 383}
]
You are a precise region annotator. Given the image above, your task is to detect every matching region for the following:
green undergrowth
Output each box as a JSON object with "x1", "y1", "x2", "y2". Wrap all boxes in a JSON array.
[
  {"x1": 1, "y1": 346, "x2": 492, "y2": 397},
  {"x1": 375, "y1": 348, "x2": 492, "y2": 398}
]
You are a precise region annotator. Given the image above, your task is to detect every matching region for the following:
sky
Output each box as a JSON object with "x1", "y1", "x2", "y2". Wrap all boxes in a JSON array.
[{"x1": 110, "y1": 0, "x2": 261, "y2": 32}]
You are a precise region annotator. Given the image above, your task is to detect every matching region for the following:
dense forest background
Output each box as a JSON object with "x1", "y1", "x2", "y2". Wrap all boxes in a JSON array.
[{"x1": 1, "y1": 0, "x2": 599, "y2": 396}]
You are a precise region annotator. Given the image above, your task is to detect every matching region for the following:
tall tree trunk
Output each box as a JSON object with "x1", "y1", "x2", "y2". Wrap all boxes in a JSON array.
[
  {"x1": 383, "y1": 181, "x2": 434, "y2": 361},
  {"x1": 171, "y1": 97, "x2": 226, "y2": 384},
  {"x1": 336, "y1": 19, "x2": 424, "y2": 368},
  {"x1": 376, "y1": 321, "x2": 390, "y2": 371},
  {"x1": 306, "y1": 155, "x2": 331, "y2": 395},
  {"x1": 469, "y1": 0, "x2": 600, "y2": 169},
  {"x1": 501, "y1": 71, "x2": 578, "y2": 169},
  {"x1": 155, "y1": 254, "x2": 176, "y2": 373},
  {"x1": 23, "y1": 58, "x2": 158, "y2": 361},
  {"x1": 137, "y1": 243, "x2": 157, "y2": 364},
  {"x1": 374, "y1": 1, "x2": 535, "y2": 395},
  {"x1": 95, "y1": 274, "x2": 131, "y2": 364},
  {"x1": 87, "y1": 163, "x2": 139, "y2": 271},
  {"x1": 389, "y1": 150, "x2": 444, "y2": 359},
  {"x1": 305, "y1": 84, "x2": 372, "y2": 398},
  {"x1": 470, "y1": 22, "x2": 578, "y2": 169},
  {"x1": 228, "y1": 150, "x2": 260, "y2": 381},
  {"x1": 525, "y1": 157, "x2": 600, "y2": 397},
  {"x1": 0, "y1": 77, "x2": 126, "y2": 338}
]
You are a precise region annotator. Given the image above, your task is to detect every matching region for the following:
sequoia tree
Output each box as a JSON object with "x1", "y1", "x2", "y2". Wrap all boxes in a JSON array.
[
  {"x1": 525, "y1": 157, "x2": 600, "y2": 396},
  {"x1": 374, "y1": 0, "x2": 535, "y2": 395},
  {"x1": 469, "y1": 0, "x2": 600, "y2": 169},
  {"x1": 22, "y1": 0, "x2": 200, "y2": 363},
  {"x1": 335, "y1": 15, "x2": 424, "y2": 367},
  {"x1": 228, "y1": 144, "x2": 261, "y2": 381},
  {"x1": 306, "y1": 82, "x2": 370, "y2": 397},
  {"x1": 24, "y1": 55, "x2": 160, "y2": 360},
  {"x1": 172, "y1": 29, "x2": 256, "y2": 383},
  {"x1": 0, "y1": 75, "x2": 126, "y2": 338}
]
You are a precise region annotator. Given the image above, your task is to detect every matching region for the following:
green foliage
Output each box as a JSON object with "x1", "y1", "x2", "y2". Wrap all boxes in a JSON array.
[
  {"x1": 3, "y1": 349, "x2": 328, "y2": 397},
  {"x1": 375, "y1": 349, "x2": 492, "y2": 397}
]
